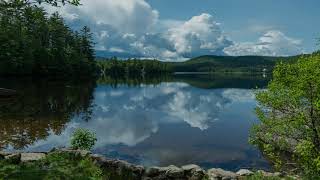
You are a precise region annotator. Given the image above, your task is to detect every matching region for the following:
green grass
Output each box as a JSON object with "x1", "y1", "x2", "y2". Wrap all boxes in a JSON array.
[
  {"x1": 242, "y1": 172, "x2": 295, "y2": 180},
  {"x1": 0, "y1": 152, "x2": 140, "y2": 180},
  {"x1": 0, "y1": 152, "x2": 103, "y2": 180}
]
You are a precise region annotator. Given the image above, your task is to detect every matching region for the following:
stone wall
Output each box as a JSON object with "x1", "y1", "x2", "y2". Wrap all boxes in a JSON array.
[{"x1": 0, "y1": 149, "x2": 296, "y2": 180}]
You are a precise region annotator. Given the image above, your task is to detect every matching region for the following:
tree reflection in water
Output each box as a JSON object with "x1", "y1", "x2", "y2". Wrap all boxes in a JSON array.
[{"x1": 0, "y1": 78, "x2": 96, "y2": 150}]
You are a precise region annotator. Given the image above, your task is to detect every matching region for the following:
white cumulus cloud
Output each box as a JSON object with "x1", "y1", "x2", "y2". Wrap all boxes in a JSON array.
[
  {"x1": 44, "y1": 1, "x2": 304, "y2": 59},
  {"x1": 224, "y1": 30, "x2": 303, "y2": 56},
  {"x1": 167, "y1": 13, "x2": 232, "y2": 57},
  {"x1": 46, "y1": 0, "x2": 158, "y2": 34}
]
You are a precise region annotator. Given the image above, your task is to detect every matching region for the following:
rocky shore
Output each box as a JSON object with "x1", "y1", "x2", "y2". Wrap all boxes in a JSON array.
[{"x1": 0, "y1": 149, "x2": 297, "y2": 180}]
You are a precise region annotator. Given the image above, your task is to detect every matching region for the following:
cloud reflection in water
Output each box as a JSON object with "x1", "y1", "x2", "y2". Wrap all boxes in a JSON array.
[{"x1": 24, "y1": 82, "x2": 266, "y2": 170}]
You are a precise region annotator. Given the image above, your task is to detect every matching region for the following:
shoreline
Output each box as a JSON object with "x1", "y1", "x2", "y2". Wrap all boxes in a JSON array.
[{"x1": 0, "y1": 149, "x2": 299, "y2": 180}]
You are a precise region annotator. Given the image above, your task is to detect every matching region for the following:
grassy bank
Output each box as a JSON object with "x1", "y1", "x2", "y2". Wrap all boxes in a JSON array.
[{"x1": 0, "y1": 152, "x2": 102, "y2": 180}]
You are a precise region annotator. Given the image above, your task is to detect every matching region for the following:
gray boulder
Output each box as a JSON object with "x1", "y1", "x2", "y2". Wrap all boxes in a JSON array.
[
  {"x1": 5, "y1": 153, "x2": 21, "y2": 164},
  {"x1": 145, "y1": 166, "x2": 166, "y2": 177},
  {"x1": 21, "y1": 153, "x2": 46, "y2": 162},
  {"x1": 0, "y1": 152, "x2": 10, "y2": 159},
  {"x1": 207, "y1": 168, "x2": 238, "y2": 180},
  {"x1": 145, "y1": 165, "x2": 184, "y2": 179},
  {"x1": 236, "y1": 169, "x2": 254, "y2": 176},
  {"x1": 60, "y1": 149, "x2": 91, "y2": 157},
  {"x1": 90, "y1": 154, "x2": 108, "y2": 166},
  {"x1": 181, "y1": 164, "x2": 206, "y2": 180},
  {"x1": 165, "y1": 165, "x2": 184, "y2": 178}
]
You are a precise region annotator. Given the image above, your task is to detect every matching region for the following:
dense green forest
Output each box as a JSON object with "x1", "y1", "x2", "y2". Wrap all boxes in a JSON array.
[
  {"x1": 97, "y1": 57, "x2": 172, "y2": 77},
  {"x1": 0, "y1": 0, "x2": 97, "y2": 77},
  {"x1": 170, "y1": 55, "x2": 292, "y2": 73}
]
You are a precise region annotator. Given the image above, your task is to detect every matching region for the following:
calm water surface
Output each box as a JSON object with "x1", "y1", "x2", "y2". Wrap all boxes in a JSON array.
[{"x1": 0, "y1": 75, "x2": 271, "y2": 171}]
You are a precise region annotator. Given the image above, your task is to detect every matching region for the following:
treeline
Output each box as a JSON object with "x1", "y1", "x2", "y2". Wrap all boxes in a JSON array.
[
  {"x1": 170, "y1": 55, "x2": 282, "y2": 73},
  {"x1": 96, "y1": 55, "x2": 285, "y2": 77},
  {"x1": 0, "y1": 0, "x2": 97, "y2": 77},
  {"x1": 97, "y1": 57, "x2": 172, "y2": 77}
]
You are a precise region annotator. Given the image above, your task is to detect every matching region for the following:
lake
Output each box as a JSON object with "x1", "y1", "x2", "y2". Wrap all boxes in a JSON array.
[{"x1": 0, "y1": 74, "x2": 271, "y2": 171}]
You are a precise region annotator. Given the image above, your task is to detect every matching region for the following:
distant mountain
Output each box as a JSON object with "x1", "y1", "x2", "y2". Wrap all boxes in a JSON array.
[
  {"x1": 95, "y1": 52, "x2": 302, "y2": 73},
  {"x1": 169, "y1": 55, "x2": 294, "y2": 73}
]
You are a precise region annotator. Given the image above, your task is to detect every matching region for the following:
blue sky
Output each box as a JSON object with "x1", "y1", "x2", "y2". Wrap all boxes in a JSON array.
[
  {"x1": 47, "y1": 0, "x2": 320, "y2": 60},
  {"x1": 148, "y1": 0, "x2": 319, "y2": 50}
]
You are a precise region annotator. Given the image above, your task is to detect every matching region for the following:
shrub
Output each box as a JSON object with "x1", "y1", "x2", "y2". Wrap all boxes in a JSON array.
[
  {"x1": 251, "y1": 53, "x2": 320, "y2": 177},
  {"x1": 70, "y1": 128, "x2": 97, "y2": 151}
]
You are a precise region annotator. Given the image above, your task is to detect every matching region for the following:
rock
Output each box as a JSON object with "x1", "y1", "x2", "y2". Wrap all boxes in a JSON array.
[
  {"x1": 273, "y1": 172, "x2": 282, "y2": 177},
  {"x1": 0, "y1": 151, "x2": 10, "y2": 156},
  {"x1": 257, "y1": 170, "x2": 281, "y2": 177},
  {"x1": 236, "y1": 169, "x2": 254, "y2": 176},
  {"x1": 145, "y1": 165, "x2": 184, "y2": 179},
  {"x1": 114, "y1": 159, "x2": 132, "y2": 172},
  {"x1": 130, "y1": 165, "x2": 145, "y2": 176},
  {"x1": 58, "y1": 149, "x2": 91, "y2": 157},
  {"x1": 145, "y1": 166, "x2": 167, "y2": 177},
  {"x1": 165, "y1": 165, "x2": 184, "y2": 178},
  {"x1": 5, "y1": 153, "x2": 21, "y2": 164},
  {"x1": 0, "y1": 152, "x2": 10, "y2": 159},
  {"x1": 21, "y1": 153, "x2": 46, "y2": 162},
  {"x1": 207, "y1": 168, "x2": 237, "y2": 180},
  {"x1": 181, "y1": 164, "x2": 206, "y2": 180},
  {"x1": 93, "y1": 157, "x2": 144, "y2": 179},
  {"x1": 90, "y1": 154, "x2": 108, "y2": 166},
  {"x1": 181, "y1": 164, "x2": 201, "y2": 172},
  {"x1": 78, "y1": 150, "x2": 91, "y2": 157}
]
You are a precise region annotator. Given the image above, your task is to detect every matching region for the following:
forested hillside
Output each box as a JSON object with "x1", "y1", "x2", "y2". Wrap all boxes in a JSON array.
[
  {"x1": 97, "y1": 55, "x2": 299, "y2": 75},
  {"x1": 170, "y1": 55, "x2": 287, "y2": 73}
]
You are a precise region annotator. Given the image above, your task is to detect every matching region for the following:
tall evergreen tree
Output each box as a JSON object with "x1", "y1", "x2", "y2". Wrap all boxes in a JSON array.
[{"x1": 0, "y1": 0, "x2": 97, "y2": 77}]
